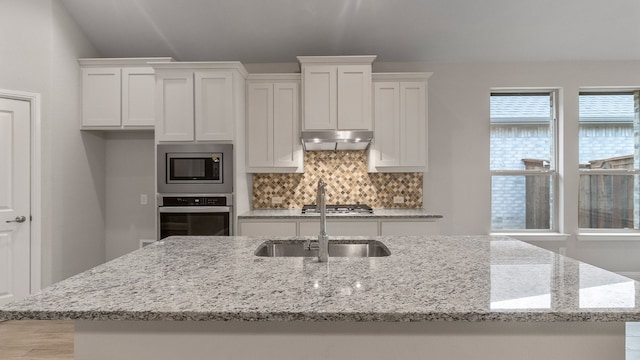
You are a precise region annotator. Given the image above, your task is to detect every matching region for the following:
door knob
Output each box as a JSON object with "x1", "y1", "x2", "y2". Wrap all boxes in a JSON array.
[{"x1": 6, "y1": 216, "x2": 27, "y2": 223}]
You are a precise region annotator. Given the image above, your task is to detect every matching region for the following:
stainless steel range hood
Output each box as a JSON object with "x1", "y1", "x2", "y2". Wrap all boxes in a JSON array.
[{"x1": 301, "y1": 130, "x2": 374, "y2": 151}]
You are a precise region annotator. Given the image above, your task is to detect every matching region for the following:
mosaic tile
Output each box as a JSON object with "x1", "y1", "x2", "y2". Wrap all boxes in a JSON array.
[{"x1": 253, "y1": 151, "x2": 423, "y2": 208}]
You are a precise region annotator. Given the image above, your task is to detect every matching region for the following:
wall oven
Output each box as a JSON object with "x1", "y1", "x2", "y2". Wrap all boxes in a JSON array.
[
  {"x1": 157, "y1": 194, "x2": 233, "y2": 240},
  {"x1": 157, "y1": 143, "x2": 233, "y2": 194}
]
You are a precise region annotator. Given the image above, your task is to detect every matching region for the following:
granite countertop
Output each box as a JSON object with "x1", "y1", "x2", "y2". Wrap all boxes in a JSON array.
[
  {"x1": 238, "y1": 208, "x2": 443, "y2": 219},
  {"x1": 1, "y1": 235, "x2": 639, "y2": 322}
]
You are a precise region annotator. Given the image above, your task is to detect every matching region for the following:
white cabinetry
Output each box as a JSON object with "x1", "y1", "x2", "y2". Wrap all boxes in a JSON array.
[
  {"x1": 298, "y1": 56, "x2": 376, "y2": 131},
  {"x1": 246, "y1": 74, "x2": 302, "y2": 173},
  {"x1": 79, "y1": 58, "x2": 173, "y2": 129},
  {"x1": 380, "y1": 219, "x2": 439, "y2": 236},
  {"x1": 195, "y1": 71, "x2": 234, "y2": 141},
  {"x1": 369, "y1": 73, "x2": 432, "y2": 172},
  {"x1": 299, "y1": 219, "x2": 378, "y2": 237},
  {"x1": 152, "y1": 62, "x2": 248, "y2": 142},
  {"x1": 238, "y1": 217, "x2": 439, "y2": 236},
  {"x1": 238, "y1": 220, "x2": 297, "y2": 236},
  {"x1": 154, "y1": 70, "x2": 194, "y2": 140}
]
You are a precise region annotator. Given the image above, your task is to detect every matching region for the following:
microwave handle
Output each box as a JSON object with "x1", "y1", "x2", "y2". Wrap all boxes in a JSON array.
[{"x1": 158, "y1": 206, "x2": 231, "y2": 213}]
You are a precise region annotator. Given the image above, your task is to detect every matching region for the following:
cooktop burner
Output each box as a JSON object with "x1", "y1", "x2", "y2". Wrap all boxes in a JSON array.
[{"x1": 301, "y1": 204, "x2": 373, "y2": 214}]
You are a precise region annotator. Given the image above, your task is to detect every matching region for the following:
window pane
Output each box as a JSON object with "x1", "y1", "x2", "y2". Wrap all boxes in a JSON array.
[
  {"x1": 579, "y1": 93, "x2": 637, "y2": 168},
  {"x1": 490, "y1": 94, "x2": 553, "y2": 171},
  {"x1": 579, "y1": 174, "x2": 639, "y2": 229},
  {"x1": 491, "y1": 175, "x2": 554, "y2": 230}
]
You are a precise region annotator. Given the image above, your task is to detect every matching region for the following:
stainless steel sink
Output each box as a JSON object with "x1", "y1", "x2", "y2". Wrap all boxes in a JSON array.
[{"x1": 254, "y1": 240, "x2": 391, "y2": 258}]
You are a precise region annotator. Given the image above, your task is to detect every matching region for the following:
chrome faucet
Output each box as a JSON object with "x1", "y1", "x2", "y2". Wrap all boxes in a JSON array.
[
  {"x1": 317, "y1": 179, "x2": 329, "y2": 262},
  {"x1": 305, "y1": 179, "x2": 329, "y2": 262}
]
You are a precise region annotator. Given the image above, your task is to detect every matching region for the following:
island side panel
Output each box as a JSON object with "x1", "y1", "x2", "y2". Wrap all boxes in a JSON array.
[{"x1": 75, "y1": 320, "x2": 625, "y2": 360}]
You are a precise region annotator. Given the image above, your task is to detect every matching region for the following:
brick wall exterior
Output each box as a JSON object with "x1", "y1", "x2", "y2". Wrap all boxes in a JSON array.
[{"x1": 579, "y1": 125, "x2": 634, "y2": 164}]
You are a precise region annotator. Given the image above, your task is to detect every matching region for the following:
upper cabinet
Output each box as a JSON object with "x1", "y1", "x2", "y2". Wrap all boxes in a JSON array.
[
  {"x1": 79, "y1": 58, "x2": 173, "y2": 130},
  {"x1": 298, "y1": 56, "x2": 376, "y2": 131},
  {"x1": 368, "y1": 73, "x2": 432, "y2": 173},
  {"x1": 152, "y1": 62, "x2": 248, "y2": 142},
  {"x1": 246, "y1": 74, "x2": 303, "y2": 173}
]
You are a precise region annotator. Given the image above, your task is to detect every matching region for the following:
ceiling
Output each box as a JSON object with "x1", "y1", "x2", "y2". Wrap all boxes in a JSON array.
[{"x1": 60, "y1": 0, "x2": 640, "y2": 64}]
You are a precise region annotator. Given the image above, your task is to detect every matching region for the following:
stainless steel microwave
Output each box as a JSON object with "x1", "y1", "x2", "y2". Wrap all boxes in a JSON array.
[{"x1": 157, "y1": 143, "x2": 233, "y2": 194}]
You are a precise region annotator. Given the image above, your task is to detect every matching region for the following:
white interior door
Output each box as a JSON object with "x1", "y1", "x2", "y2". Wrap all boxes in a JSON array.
[{"x1": 0, "y1": 97, "x2": 31, "y2": 305}]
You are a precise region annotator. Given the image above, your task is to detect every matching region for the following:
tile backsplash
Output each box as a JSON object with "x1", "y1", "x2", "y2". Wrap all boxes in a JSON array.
[{"x1": 252, "y1": 151, "x2": 422, "y2": 208}]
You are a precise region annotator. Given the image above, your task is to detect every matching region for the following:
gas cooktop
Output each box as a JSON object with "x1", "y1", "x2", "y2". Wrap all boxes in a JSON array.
[{"x1": 301, "y1": 204, "x2": 373, "y2": 214}]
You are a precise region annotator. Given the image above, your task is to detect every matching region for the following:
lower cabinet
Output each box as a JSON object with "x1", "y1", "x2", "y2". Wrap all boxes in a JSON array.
[
  {"x1": 380, "y1": 220, "x2": 439, "y2": 236},
  {"x1": 238, "y1": 218, "x2": 439, "y2": 236},
  {"x1": 238, "y1": 220, "x2": 297, "y2": 236},
  {"x1": 299, "y1": 220, "x2": 378, "y2": 237}
]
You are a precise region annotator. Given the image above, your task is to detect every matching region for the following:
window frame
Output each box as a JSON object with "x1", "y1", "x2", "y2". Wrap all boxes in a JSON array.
[
  {"x1": 490, "y1": 90, "x2": 559, "y2": 233},
  {"x1": 577, "y1": 90, "x2": 640, "y2": 234}
]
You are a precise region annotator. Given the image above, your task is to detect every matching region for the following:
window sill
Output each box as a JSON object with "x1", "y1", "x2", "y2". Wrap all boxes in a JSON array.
[
  {"x1": 577, "y1": 233, "x2": 640, "y2": 241},
  {"x1": 490, "y1": 232, "x2": 570, "y2": 242}
]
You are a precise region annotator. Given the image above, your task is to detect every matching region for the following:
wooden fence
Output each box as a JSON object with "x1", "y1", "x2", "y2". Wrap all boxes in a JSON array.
[
  {"x1": 578, "y1": 155, "x2": 634, "y2": 229},
  {"x1": 522, "y1": 159, "x2": 550, "y2": 229},
  {"x1": 523, "y1": 155, "x2": 635, "y2": 229}
]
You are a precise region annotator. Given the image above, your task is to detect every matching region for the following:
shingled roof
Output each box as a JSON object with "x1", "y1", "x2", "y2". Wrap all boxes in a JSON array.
[{"x1": 491, "y1": 93, "x2": 635, "y2": 124}]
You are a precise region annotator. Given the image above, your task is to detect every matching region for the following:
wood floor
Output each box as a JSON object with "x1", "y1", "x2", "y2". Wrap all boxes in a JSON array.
[{"x1": 0, "y1": 320, "x2": 73, "y2": 360}]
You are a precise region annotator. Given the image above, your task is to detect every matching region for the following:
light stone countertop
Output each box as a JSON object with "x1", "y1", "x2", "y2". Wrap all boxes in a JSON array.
[
  {"x1": 1, "y1": 235, "x2": 639, "y2": 322},
  {"x1": 238, "y1": 208, "x2": 443, "y2": 219}
]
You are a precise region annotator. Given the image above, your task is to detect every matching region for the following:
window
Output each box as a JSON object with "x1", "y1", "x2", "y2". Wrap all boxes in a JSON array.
[
  {"x1": 490, "y1": 92, "x2": 557, "y2": 231},
  {"x1": 578, "y1": 92, "x2": 640, "y2": 230}
]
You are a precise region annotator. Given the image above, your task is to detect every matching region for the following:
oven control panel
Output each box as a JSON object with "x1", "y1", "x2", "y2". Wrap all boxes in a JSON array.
[{"x1": 160, "y1": 196, "x2": 228, "y2": 206}]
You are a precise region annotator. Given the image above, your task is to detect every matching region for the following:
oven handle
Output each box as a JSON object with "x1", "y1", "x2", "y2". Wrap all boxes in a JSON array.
[{"x1": 158, "y1": 206, "x2": 231, "y2": 214}]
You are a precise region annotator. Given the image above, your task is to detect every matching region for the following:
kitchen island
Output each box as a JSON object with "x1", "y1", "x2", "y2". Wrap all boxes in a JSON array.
[{"x1": 1, "y1": 235, "x2": 638, "y2": 359}]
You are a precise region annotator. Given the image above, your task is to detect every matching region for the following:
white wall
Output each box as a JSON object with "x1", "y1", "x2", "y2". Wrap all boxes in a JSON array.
[
  {"x1": 50, "y1": 0, "x2": 106, "y2": 283},
  {"x1": 105, "y1": 132, "x2": 156, "y2": 261},
  {"x1": 0, "y1": 0, "x2": 104, "y2": 286},
  {"x1": 0, "y1": 1, "x2": 50, "y2": 102}
]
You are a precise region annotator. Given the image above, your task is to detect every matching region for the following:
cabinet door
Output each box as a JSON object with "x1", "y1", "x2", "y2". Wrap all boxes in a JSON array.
[
  {"x1": 337, "y1": 65, "x2": 372, "y2": 130},
  {"x1": 380, "y1": 220, "x2": 438, "y2": 236},
  {"x1": 247, "y1": 83, "x2": 273, "y2": 168},
  {"x1": 273, "y1": 82, "x2": 301, "y2": 168},
  {"x1": 302, "y1": 65, "x2": 337, "y2": 130},
  {"x1": 372, "y1": 82, "x2": 401, "y2": 167},
  {"x1": 195, "y1": 71, "x2": 234, "y2": 141},
  {"x1": 299, "y1": 220, "x2": 378, "y2": 236},
  {"x1": 238, "y1": 221, "x2": 297, "y2": 236},
  {"x1": 400, "y1": 82, "x2": 427, "y2": 167},
  {"x1": 82, "y1": 67, "x2": 121, "y2": 127},
  {"x1": 156, "y1": 71, "x2": 194, "y2": 141},
  {"x1": 122, "y1": 67, "x2": 156, "y2": 127}
]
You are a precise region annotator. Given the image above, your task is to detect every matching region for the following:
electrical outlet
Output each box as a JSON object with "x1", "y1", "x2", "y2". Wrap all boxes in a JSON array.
[
  {"x1": 140, "y1": 194, "x2": 148, "y2": 205},
  {"x1": 393, "y1": 196, "x2": 405, "y2": 204},
  {"x1": 271, "y1": 196, "x2": 283, "y2": 205}
]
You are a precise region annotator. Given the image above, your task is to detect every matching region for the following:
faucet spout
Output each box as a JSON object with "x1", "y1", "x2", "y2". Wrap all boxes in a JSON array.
[
  {"x1": 317, "y1": 179, "x2": 328, "y2": 262},
  {"x1": 303, "y1": 179, "x2": 329, "y2": 262}
]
